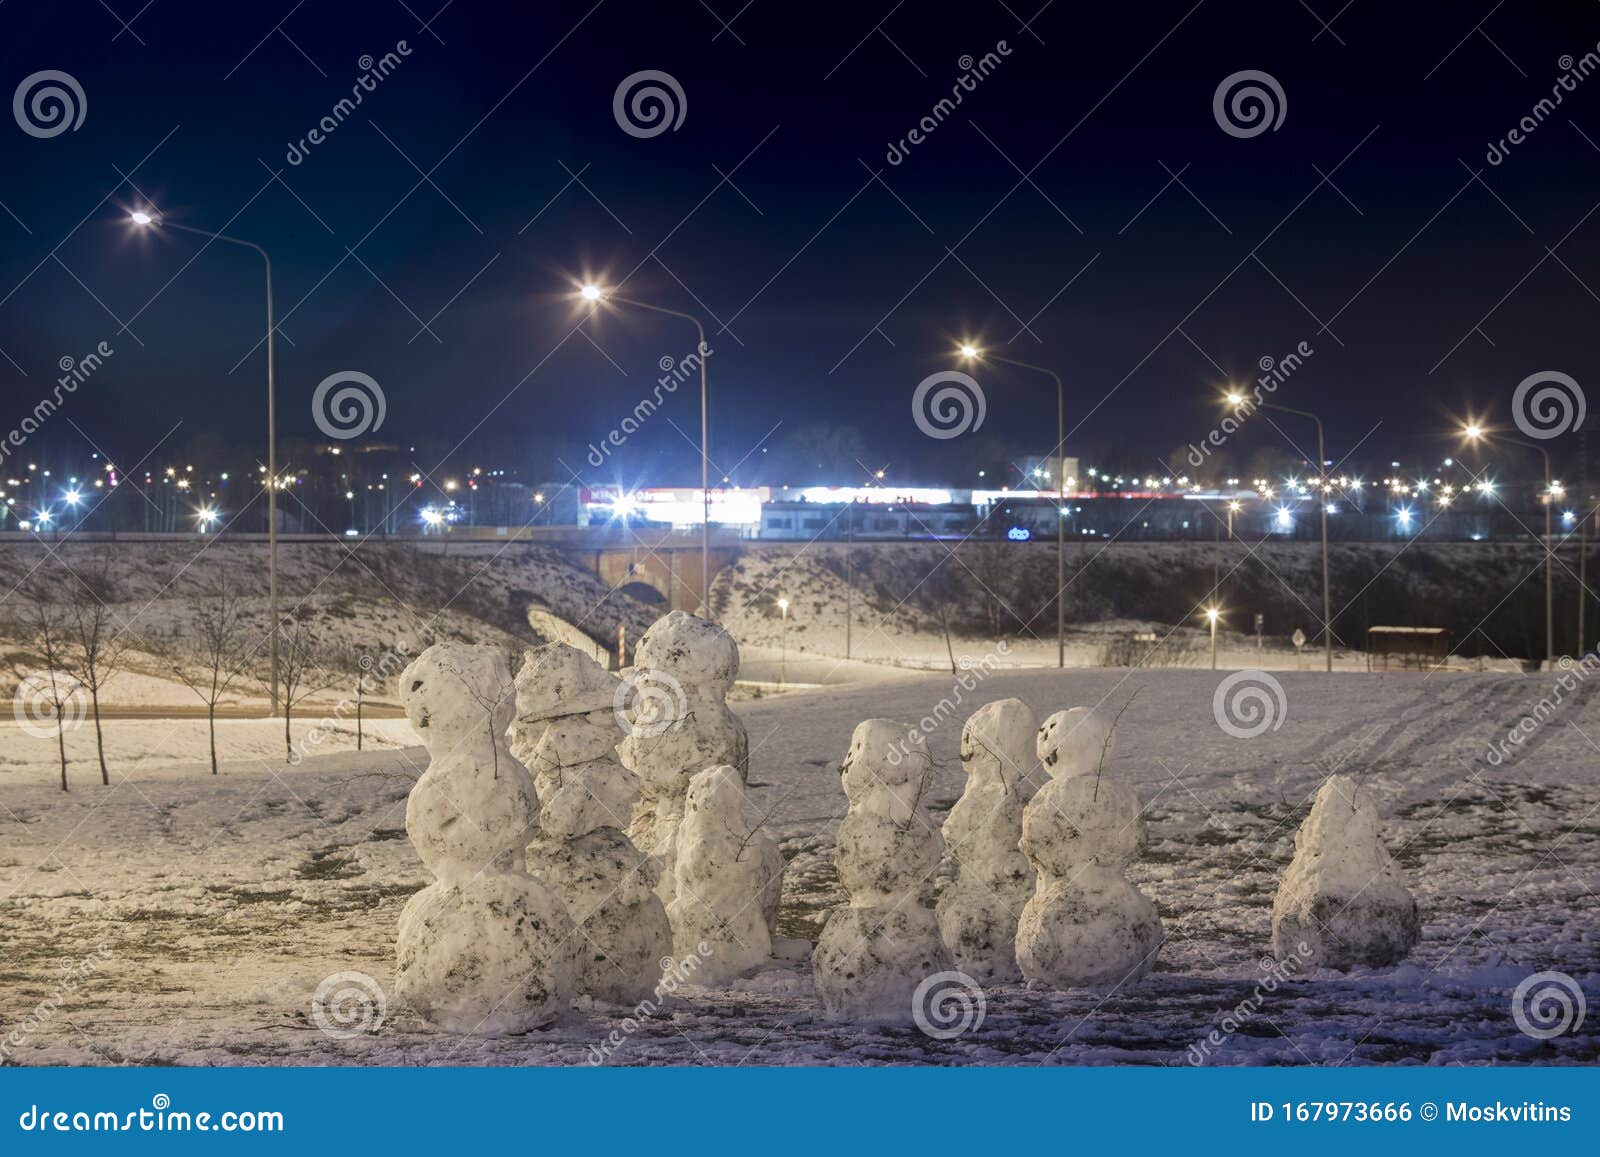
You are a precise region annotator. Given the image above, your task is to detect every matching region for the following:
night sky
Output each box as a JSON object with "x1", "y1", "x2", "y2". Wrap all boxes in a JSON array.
[{"x1": 3, "y1": 0, "x2": 1599, "y2": 488}]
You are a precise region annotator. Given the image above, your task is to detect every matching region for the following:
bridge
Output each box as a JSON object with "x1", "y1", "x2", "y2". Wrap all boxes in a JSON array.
[{"x1": 1, "y1": 525, "x2": 743, "y2": 613}]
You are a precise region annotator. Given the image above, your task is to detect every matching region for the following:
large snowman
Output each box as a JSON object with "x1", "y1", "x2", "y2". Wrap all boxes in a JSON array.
[
  {"x1": 395, "y1": 643, "x2": 578, "y2": 1033},
  {"x1": 935, "y1": 698, "x2": 1038, "y2": 984},
  {"x1": 1016, "y1": 706, "x2": 1163, "y2": 992},
  {"x1": 1272, "y1": 774, "x2": 1420, "y2": 969},
  {"x1": 813, "y1": 719, "x2": 953, "y2": 1022},
  {"x1": 509, "y1": 643, "x2": 673, "y2": 1005}
]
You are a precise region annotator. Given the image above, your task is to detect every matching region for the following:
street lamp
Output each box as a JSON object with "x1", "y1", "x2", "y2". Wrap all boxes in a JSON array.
[
  {"x1": 132, "y1": 208, "x2": 281, "y2": 712},
  {"x1": 1206, "y1": 606, "x2": 1220, "y2": 670},
  {"x1": 1463, "y1": 421, "x2": 1555, "y2": 664},
  {"x1": 961, "y1": 342, "x2": 1066, "y2": 668},
  {"x1": 1226, "y1": 499, "x2": 1241, "y2": 540},
  {"x1": 581, "y1": 283, "x2": 711, "y2": 616},
  {"x1": 1227, "y1": 390, "x2": 1333, "y2": 673},
  {"x1": 777, "y1": 596, "x2": 790, "y2": 685}
]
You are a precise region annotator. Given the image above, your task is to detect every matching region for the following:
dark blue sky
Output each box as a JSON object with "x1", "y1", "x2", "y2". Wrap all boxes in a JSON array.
[{"x1": 3, "y1": 0, "x2": 1599, "y2": 488}]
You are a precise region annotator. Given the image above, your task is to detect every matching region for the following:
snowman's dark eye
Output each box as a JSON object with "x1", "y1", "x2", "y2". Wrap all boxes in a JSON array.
[{"x1": 410, "y1": 680, "x2": 424, "y2": 692}]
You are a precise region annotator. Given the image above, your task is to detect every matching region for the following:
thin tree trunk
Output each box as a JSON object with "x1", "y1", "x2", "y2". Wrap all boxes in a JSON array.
[
  {"x1": 940, "y1": 609, "x2": 957, "y2": 676},
  {"x1": 284, "y1": 705, "x2": 293, "y2": 764},
  {"x1": 356, "y1": 680, "x2": 363, "y2": 752},
  {"x1": 209, "y1": 702, "x2": 218, "y2": 775},
  {"x1": 92, "y1": 689, "x2": 108, "y2": 785},
  {"x1": 56, "y1": 718, "x2": 68, "y2": 792}
]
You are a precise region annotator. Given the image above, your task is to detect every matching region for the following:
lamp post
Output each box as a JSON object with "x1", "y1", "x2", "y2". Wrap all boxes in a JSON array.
[
  {"x1": 1206, "y1": 606, "x2": 1220, "y2": 670},
  {"x1": 1227, "y1": 499, "x2": 1241, "y2": 540},
  {"x1": 777, "y1": 596, "x2": 789, "y2": 685},
  {"x1": 581, "y1": 284, "x2": 711, "y2": 616},
  {"x1": 1463, "y1": 422, "x2": 1555, "y2": 664},
  {"x1": 1230, "y1": 393, "x2": 1332, "y2": 673},
  {"x1": 961, "y1": 344, "x2": 1066, "y2": 667},
  {"x1": 132, "y1": 210, "x2": 280, "y2": 712}
]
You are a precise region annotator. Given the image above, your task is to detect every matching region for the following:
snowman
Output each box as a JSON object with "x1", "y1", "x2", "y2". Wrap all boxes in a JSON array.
[
  {"x1": 813, "y1": 719, "x2": 954, "y2": 1022},
  {"x1": 1016, "y1": 706, "x2": 1163, "y2": 991},
  {"x1": 1272, "y1": 774, "x2": 1420, "y2": 969},
  {"x1": 936, "y1": 698, "x2": 1039, "y2": 983},
  {"x1": 665, "y1": 764, "x2": 785, "y2": 984},
  {"x1": 616, "y1": 612, "x2": 750, "y2": 920},
  {"x1": 509, "y1": 643, "x2": 672, "y2": 1005},
  {"x1": 395, "y1": 642, "x2": 578, "y2": 1033}
]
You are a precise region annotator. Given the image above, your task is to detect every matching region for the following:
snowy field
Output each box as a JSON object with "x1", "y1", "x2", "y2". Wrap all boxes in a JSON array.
[{"x1": 1, "y1": 664, "x2": 1597, "y2": 1066}]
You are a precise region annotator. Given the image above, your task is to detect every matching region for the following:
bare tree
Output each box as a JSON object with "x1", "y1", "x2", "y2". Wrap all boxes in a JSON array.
[
  {"x1": 63, "y1": 557, "x2": 132, "y2": 786},
  {"x1": 170, "y1": 577, "x2": 253, "y2": 776},
  {"x1": 12, "y1": 579, "x2": 80, "y2": 792},
  {"x1": 273, "y1": 617, "x2": 336, "y2": 764}
]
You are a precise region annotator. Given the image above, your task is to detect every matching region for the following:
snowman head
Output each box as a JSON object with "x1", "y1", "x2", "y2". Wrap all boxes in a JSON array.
[
  {"x1": 1037, "y1": 706, "x2": 1117, "y2": 780},
  {"x1": 401, "y1": 642, "x2": 514, "y2": 753},
  {"x1": 841, "y1": 718, "x2": 926, "y2": 810},
  {"x1": 685, "y1": 764, "x2": 744, "y2": 817},
  {"x1": 634, "y1": 611, "x2": 740, "y2": 690},
  {"x1": 960, "y1": 698, "x2": 1039, "y2": 790},
  {"x1": 1300, "y1": 773, "x2": 1381, "y2": 851}
]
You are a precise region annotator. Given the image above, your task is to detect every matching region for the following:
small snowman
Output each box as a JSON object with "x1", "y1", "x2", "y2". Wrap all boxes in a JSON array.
[
  {"x1": 395, "y1": 642, "x2": 578, "y2": 1034},
  {"x1": 936, "y1": 698, "x2": 1039, "y2": 984},
  {"x1": 1272, "y1": 774, "x2": 1420, "y2": 969},
  {"x1": 617, "y1": 612, "x2": 751, "y2": 918},
  {"x1": 813, "y1": 719, "x2": 954, "y2": 1022},
  {"x1": 509, "y1": 643, "x2": 672, "y2": 1005},
  {"x1": 665, "y1": 765, "x2": 785, "y2": 984},
  {"x1": 1016, "y1": 706, "x2": 1163, "y2": 991}
]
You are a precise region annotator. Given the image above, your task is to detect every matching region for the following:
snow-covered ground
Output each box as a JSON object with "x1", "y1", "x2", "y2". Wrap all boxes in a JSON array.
[{"x1": 2, "y1": 661, "x2": 1595, "y2": 1066}]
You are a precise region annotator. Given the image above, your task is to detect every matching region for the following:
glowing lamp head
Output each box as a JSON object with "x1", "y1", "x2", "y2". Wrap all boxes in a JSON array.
[
  {"x1": 777, "y1": 597, "x2": 790, "y2": 614},
  {"x1": 958, "y1": 344, "x2": 980, "y2": 360},
  {"x1": 1463, "y1": 423, "x2": 1483, "y2": 440},
  {"x1": 130, "y1": 211, "x2": 154, "y2": 226},
  {"x1": 1226, "y1": 391, "x2": 1245, "y2": 406},
  {"x1": 580, "y1": 284, "x2": 603, "y2": 302},
  {"x1": 1205, "y1": 608, "x2": 1220, "y2": 624}
]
